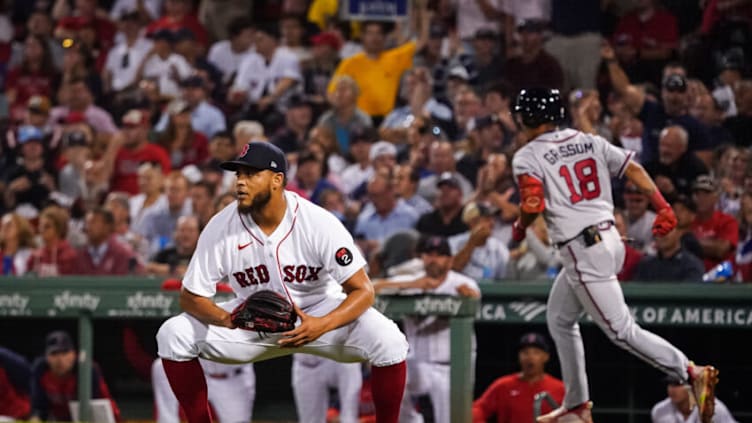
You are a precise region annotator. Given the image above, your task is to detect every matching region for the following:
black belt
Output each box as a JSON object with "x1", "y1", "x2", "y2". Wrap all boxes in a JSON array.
[
  {"x1": 207, "y1": 367, "x2": 244, "y2": 379},
  {"x1": 555, "y1": 220, "x2": 614, "y2": 249}
]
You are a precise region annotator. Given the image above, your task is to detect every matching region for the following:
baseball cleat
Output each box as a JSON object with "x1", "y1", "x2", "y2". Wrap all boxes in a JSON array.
[
  {"x1": 688, "y1": 363, "x2": 719, "y2": 423},
  {"x1": 536, "y1": 401, "x2": 593, "y2": 423}
]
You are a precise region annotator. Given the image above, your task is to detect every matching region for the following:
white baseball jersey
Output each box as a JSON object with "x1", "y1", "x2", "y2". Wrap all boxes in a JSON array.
[
  {"x1": 651, "y1": 397, "x2": 737, "y2": 423},
  {"x1": 385, "y1": 270, "x2": 479, "y2": 423},
  {"x1": 232, "y1": 47, "x2": 302, "y2": 103},
  {"x1": 182, "y1": 190, "x2": 366, "y2": 309},
  {"x1": 385, "y1": 270, "x2": 479, "y2": 364},
  {"x1": 512, "y1": 128, "x2": 634, "y2": 244}
]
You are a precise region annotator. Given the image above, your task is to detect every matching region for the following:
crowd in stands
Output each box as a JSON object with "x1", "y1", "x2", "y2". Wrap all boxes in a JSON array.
[{"x1": 0, "y1": 0, "x2": 751, "y2": 283}]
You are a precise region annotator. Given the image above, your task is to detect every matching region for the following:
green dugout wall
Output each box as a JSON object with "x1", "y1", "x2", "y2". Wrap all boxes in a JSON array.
[{"x1": 1, "y1": 278, "x2": 750, "y2": 422}]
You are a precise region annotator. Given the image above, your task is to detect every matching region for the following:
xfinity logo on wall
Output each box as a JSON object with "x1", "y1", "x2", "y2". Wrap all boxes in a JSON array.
[
  {"x1": 53, "y1": 291, "x2": 100, "y2": 311},
  {"x1": 126, "y1": 292, "x2": 173, "y2": 310},
  {"x1": 0, "y1": 293, "x2": 30, "y2": 316},
  {"x1": 414, "y1": 297, "x2": 462, "y2": 316}
]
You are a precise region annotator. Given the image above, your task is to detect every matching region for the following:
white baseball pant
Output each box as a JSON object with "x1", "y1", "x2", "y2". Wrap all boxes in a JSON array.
[
  {"x1": 151, "y1": 358, "x2": 255, "y2": 423},
  {"x1": 292, "y1": 354, "x2": 363, "y2": 423},
  {"x1": 157, "y1": 296, "x2": 408, "y2": 366},
  {"x1": 547, "y1": 225, "x2": 690, "y2": 408}
]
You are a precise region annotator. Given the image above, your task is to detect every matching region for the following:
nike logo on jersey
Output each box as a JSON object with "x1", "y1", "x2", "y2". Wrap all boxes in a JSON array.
[{"x1": 238, "y1": 241, "x2": 252, "y2": 250}]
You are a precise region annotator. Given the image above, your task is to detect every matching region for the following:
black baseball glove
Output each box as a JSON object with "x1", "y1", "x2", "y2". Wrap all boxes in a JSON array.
[{"x1": 230, "y1": 290, "x2": 297, "y2": 333}]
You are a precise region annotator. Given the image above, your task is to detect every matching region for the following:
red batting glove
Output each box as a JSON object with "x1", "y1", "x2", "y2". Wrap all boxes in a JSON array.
[
  {"x1": 649, "y1": 189, "x2": 677, "y2": 237},
  {"x1": 652, "y1": 207, "x2": 677, "y2": 237},
  {"x1": 512, "y1": 219, "x2": 526, "y2": 242}
]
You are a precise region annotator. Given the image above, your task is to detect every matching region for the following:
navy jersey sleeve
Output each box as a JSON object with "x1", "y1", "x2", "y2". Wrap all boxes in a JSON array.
[
  {"x1": 30, "y1": 357, "x2": 50, "y2": 419},
  {"x1": 0, "y1": 347, "x2": 31, "y2": 394}
]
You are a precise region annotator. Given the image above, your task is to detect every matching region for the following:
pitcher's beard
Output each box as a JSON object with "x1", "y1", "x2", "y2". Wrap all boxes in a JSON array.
[{"x1": 238, "y1": 189, "x2": 271, "y2": 215}]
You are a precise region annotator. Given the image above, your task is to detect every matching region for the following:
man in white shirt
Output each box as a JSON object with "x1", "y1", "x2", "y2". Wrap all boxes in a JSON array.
[
  {"x1": 103, "y1": 11, "x2": 153, "y2": 94},
  {"x1": 340, "y1": 128, "x2": 377, "y2": 196},
  {"x1": 154, "y1": 75, "x2": 227, "y2": 137},
  {"x1": 623, "y1": 181, "x2": 657, "y2": 252},
  {"x1": 207, "y1": 16, "x2": 255, "y2": 85},
  {"x1": 139, "y1": 29, "x2": 194, "y2": 99},
  {"x1": 228, "y1": 22, "x2": 302, "y2": 114},
  {"x1": 373, "y1": 235, "x2": 480, "y2": 423},
  {"x1": 455, "y1": 0, "x2": 504, "y2": 42},
  {"x1": 110, "y1": 0, "x2": 163, "y2": 22},
  {"x1": 449, "y1": 201, "x2": 509, "y2": 280}
]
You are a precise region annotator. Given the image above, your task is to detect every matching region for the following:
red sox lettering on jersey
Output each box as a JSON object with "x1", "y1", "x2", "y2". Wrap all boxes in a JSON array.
[{"x1": 232, "y1": 264, "x2": 324, "y2": 287}]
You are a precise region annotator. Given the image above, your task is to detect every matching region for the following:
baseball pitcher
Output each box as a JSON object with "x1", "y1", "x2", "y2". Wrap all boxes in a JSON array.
[{"x1": 155, "y1": 142, "x2": 409, "y2": 423}]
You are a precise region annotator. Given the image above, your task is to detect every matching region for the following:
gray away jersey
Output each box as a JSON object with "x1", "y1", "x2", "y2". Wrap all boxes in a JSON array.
[{"x1": 512, "y1": 128, "x2": 633, "y2": 244}]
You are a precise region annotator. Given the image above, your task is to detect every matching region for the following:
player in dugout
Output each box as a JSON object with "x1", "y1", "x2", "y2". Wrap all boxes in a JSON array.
[{"x1": 472, "y1": 332, "x2": 564, "y2": 423}]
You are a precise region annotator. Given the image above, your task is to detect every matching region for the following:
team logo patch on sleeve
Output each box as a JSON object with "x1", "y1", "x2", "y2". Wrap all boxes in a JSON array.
[{"x1": 335, "y1": 247, "x2": 353, "y2": 266}]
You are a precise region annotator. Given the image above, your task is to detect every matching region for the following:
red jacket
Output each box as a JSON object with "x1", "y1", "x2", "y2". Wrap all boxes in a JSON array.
[
  {"x1": 0, "y1": 348, "x2": 31, "y2": 419},
  {"x1": 146, "y1": 15, "x2": 208, "y2": 47},
  {"x1": 692, "y1": 211, "x2": 739, "y2": 270},
  {"x1": 26, "y1": 240, "x2": 78, "y2": 277},
  {"x1": 30, "y1": 358, "x2": 120, "y2": 421},
  {"x1": 472, "y1": 373, "x2": 565, "y2": 423},
  {"x1": 75, "y1": 237, "x2": 144, "y2": 275},
  {"x1": 112, "y1": 143, "x2": 171, "y2": 195},
  {"x1": 613, "y1": 8, "x2": 679, "y2": 51}
]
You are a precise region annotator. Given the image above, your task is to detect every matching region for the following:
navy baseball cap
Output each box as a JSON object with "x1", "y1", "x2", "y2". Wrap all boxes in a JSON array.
[
  {"x1": 417, "y1": 235, "x2": 452, "y2": 256},
  {"x1": 46, "y1": 330, "x2": 75, "y2": 355},
  {"x1": 518, "y1": 332, "x2": 550, "y2": 353},
  {"x1": 220, "y1": 142, "x2": 288, "y2": 175}
]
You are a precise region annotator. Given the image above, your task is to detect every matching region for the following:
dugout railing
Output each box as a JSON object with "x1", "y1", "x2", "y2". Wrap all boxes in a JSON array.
[{"x1": 1, "y1": 277, "x2": 750, "y2": 422}]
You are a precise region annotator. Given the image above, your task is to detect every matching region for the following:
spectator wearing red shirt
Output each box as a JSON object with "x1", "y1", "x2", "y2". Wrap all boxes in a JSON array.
[
  {"x1": 30, "y1": 331, "x2": 120, "y2": 422},
  {"x1": 690, "y1": 175, "x2": 739, "y2": 271},
  {"x1": 612, "y1": 0, "x2": 679, "y2": 84},
  {"x1": 27, "y1": 206, "x2": 78, "y2": 277},
  {"x1": 155, "y1": 99, "x2": 210, "y2": 169},
  {"x1": 4, "y1": 34, "x2": 57, "y2": 123},
  {"x1": 110, "y1": 109, "x2": 172, "y2": 194},
  {"x1": 472, "y1": 333, "x2": 565, "y2": 423},
  {"x1": 505, "y1": 20, "x2": 565, "y2": 93},
  {"x1": 146, "y1": 0, "x2": 208, "y2": 49},
  {"x1": 76, "y1": 208, "x2": 143, "y2": 275}
]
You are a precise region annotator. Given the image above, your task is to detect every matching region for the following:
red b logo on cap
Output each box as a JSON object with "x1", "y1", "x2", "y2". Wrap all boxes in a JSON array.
[{"x1": 239, "y1": 143, "x2": 250, "y2": 157}]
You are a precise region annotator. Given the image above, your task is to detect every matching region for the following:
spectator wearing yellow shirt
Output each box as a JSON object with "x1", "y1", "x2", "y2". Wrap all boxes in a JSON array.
[{"x1": 329, "y1": 6, "x2": 430, "y2": 123}]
